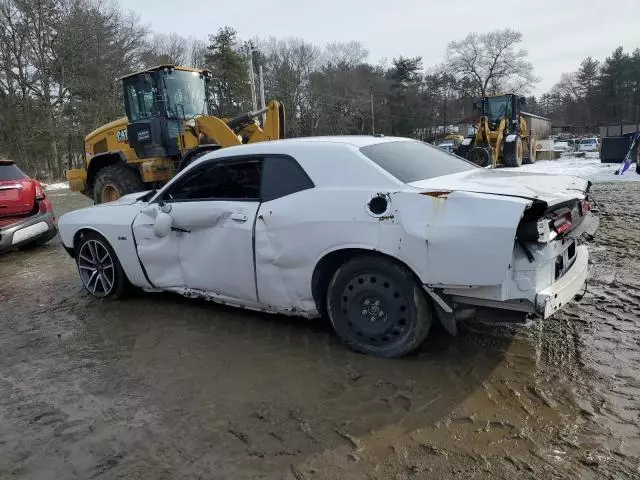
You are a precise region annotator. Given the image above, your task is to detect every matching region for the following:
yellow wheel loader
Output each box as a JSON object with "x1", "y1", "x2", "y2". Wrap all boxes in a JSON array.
[
  {"x1": 455, "y1": 94, "x2": 535, "y2": 168},
  {"x1": 66, "y1": 65, "x2": 285, "y2": 203}
]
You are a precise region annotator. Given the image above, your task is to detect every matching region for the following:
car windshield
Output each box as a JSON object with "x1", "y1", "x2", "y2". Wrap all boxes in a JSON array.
[
  {"x1": 0, "y1": 162, "x2": 27, "y2": 181},
  {"x1": 360, "y1": 140, "x2": 477, "y2": 183},
  {"x1": 581, "y1": 139, "x2": 596, "y2": 144}
]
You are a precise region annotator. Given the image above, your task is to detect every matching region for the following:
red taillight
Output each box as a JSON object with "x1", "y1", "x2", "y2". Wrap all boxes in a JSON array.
[
  {"x1": 580, "y1": 199, "x2": 591, "y2": 215},
  {"x1": 35, "y1": 182, "x2": 45, "y2": 200},
  {"x1": 38, "y1": 197, "x2": 53, "y2": 214},
  {"x1": 554, "y1": 219, "x2": 572, "y2": 234},
  {"x1": 552, "y1": 208, "x2": 573, "y2": 234}
]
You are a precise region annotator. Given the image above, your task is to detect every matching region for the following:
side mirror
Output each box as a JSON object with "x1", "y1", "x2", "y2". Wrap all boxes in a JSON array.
[
  {"x1": 519, "y1": 96, "x2": 527, "y2": 106},
  {"x1": 159, "y1": 201, "x2": 172, "y2": 214},
  {"x1": 154, "y1": 211, "x2": 173, "y2": 238}
]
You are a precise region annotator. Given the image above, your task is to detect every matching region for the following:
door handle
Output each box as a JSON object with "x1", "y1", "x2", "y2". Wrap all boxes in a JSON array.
[{"x1": 231, "y1": 213, "x2": 248, "y2": 223}]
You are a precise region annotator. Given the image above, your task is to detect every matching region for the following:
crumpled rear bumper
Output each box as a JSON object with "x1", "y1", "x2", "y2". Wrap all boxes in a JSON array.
[{"x1": 535, "y1": 244, "x2": 589, "y2": 318}]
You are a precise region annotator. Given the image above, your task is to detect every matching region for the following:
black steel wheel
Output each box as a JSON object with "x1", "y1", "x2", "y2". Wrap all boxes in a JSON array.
[
  {"x1": 75, "y1": 232, "x2": 131, "y2": 299},
  {"x1": 326, "y1": 255, "x2": 433, "y2": 357}
]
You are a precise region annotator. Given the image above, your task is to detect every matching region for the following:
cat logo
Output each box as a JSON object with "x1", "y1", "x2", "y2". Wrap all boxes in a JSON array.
[{"x1": 116, "y1": 129, "x2": 128, "y2": 143}]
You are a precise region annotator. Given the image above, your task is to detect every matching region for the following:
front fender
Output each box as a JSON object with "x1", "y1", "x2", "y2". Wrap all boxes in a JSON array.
[{"x1": 58, "y1": 204, "x2": 151, "y2": 288}]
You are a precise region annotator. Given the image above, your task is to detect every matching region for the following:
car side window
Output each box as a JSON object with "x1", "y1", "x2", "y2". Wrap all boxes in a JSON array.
[
  {"x1": 163, "y1": 159, "x2": 262, "y2": 202},
  {"x1": 261, "y1": 155, "x2": 314, "y2": 202}
]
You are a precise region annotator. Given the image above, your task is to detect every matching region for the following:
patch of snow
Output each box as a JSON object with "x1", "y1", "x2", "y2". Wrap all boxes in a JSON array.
[
  {"x1": 519, "y1": 155, "x2": 639, "y2": 183},
  {"x1": 44, "y1": 182, "x2": 69, "y2": 190}
]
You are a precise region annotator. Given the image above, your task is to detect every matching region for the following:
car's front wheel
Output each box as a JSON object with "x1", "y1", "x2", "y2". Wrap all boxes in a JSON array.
[
  {"x1": 75, "y1": 232, "x2": 130, "y2": 298},
  {"x1": 326, "y1": 255, "x2": 433, "y2": 357}
]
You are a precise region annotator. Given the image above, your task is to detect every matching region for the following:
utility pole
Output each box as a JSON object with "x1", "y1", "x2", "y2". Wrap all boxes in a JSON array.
[
  {"x1": 370, "y1": 90, "x2": 375, "y2": 134},
  {"x1": 248, "y1": 50, "x2": 258, "y2": 112},
  {"x1": 258, "y1": 65, "x2": 266, "y2": 125}
]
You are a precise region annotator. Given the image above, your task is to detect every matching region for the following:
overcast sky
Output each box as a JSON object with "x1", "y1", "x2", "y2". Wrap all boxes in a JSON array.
[{"x1": 122, "y1": 0, "x2": 640, "y2": 95}]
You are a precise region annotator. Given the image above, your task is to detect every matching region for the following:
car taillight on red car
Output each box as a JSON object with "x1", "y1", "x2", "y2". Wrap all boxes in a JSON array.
[
  {"x1": 34, "y1": 182, "x2": 54, "y2": 218},
  {"x1": 35, "y1": 182, "x2": 45, "y2": 200}
]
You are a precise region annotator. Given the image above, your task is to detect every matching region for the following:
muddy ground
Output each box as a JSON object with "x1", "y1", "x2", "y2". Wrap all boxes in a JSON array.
[{"x1": 1, "y1": 182, "x2": 640, "y2": 479}]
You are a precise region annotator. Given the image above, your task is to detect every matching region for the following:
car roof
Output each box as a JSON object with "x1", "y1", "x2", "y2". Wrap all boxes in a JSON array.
[
  {"x1": 196, "y1": 135, "x2": 415, "y2": 162},
  {"x1": 262, "y1": 135, "x2": 410, "y2": 148}
]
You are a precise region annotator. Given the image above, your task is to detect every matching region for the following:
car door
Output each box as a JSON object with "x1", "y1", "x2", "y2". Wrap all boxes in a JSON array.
[
  {"x1": 253, "y1": 155, "x2": 315, "y2": 309},
  {"x1": 155, "y1": 157, "x2": 262, "y2": 302}
]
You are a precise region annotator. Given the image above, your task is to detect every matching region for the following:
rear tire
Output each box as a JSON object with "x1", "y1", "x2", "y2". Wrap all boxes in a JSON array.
[
  {"x1": 75, "y1": 232, "x2": 131, "y2": 299},
  {"x1": 93, "y1": 163, "x2": 144, "y2": 204},
  {"x1": 467, "y1": 147, "x2": 491, "y2": 167},
  {"x1": 326, "y1": 255, "x2": 433, "y2": 358},
  {"x1": 503, "y1": 136, "x2": 523, "y2": 167}
]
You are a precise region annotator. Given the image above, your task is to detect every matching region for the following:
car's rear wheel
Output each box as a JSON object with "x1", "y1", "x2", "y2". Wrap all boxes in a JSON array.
[
  {"x1": 75, "y1": 232, "x2": 130, "y2": 298},
  {"x1": 326, "y1": 255, "x2": 433, "y2": 357}
]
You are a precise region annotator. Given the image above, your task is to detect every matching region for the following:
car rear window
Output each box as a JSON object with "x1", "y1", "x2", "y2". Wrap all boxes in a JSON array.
[
  {"x1": 0, "y1": 163, "x2": 27, "y2": 181},
  {"x1": 360, "y1": 140, "x2": 477, "y2": 183},
  {"x1": 581, "y1": 139, "x2": 596, "y2": 144}
]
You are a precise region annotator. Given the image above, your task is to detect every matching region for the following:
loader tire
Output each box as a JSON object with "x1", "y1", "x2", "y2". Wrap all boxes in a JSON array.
[
  {"x1": 503, "y1": 136, "x2": 523, "y2": 168},
  {"x1": 523, "y1": 138, "x2": 536, "y2": 164},
  {"x1": 467, "y1": 147, "x2": 491, "y2": 167},
  {"x1": 93, "y1": 163, "x2": 144, "y2": 204}
]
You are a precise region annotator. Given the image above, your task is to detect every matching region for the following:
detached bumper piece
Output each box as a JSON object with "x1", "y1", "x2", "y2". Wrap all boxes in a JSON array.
[{"x1": 535, "y1": 245, "x2": 588, "y2": 318}]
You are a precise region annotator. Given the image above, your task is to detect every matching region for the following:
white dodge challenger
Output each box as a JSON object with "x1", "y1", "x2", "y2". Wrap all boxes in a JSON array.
[{"x1": 58, "y1": 136, "x2": 599, "y2": 357}]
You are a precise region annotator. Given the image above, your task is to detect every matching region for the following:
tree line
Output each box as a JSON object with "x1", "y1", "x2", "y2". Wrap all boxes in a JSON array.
[
  {"x1": 525, "y1": 48, "x2": 640, "y2": 129},
  {"x1": 0, "y1": 0, "x2": 635, "y2": 181}
]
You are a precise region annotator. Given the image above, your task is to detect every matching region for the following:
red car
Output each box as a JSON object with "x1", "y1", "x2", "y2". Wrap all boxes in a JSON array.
[{"x1": 0, "y1": 160, "x2": 57, "y2": 253}]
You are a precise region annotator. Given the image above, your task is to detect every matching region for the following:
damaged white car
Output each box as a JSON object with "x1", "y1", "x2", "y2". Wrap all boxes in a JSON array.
[{"x1": 58, "y1": 136, "x2": 599, "y2": 357}]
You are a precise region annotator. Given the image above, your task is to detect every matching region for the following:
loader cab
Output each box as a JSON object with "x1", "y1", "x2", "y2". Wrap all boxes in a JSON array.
[
  {"x1": 479, "y1": 94, "x2": 526, "y2": 132},
  {"x1": 121, "y1": 66, "x2": 211, "y2": 160}
]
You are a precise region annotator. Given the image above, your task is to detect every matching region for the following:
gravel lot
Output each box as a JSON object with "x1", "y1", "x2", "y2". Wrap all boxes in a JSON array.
[{"x1": 1, "y1": 170, "x2": 639, "y2": 479}]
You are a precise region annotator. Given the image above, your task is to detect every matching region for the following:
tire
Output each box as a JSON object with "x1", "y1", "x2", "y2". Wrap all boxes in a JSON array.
[
  {"x1": 93, "y1": 163, "x2": 144, "y2": 204},
  {"x1": 75, "y1": 231, "x2": 131, "y2": 299},
  {"x1": 522, "y1": 138, "x2": 535, "y2": 164},
  {"x1": 503, "y1": 136, "x2": 523, "y2": 167},
  {"x1": 454, "y1": 139, "x2": 473, "y2": 159},
  {"x1": 326, "y1": 255, "x2": 433, "y2": 358},
  {"x1": 467, "y1": 147, "x2": 491, "y2": 167}
]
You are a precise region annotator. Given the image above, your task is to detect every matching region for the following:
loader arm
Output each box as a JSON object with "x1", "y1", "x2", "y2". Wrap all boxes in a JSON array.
[
  {"x1": 194, "y1": 100, "x2": 284, "y2": 146},
  {"x1": 493, "y1": 118, "x2": 507, "y2": 168}
]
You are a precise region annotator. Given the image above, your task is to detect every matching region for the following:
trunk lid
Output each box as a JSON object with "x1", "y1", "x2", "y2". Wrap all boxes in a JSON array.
[
  {"x1": 0, "y1": 180, "x2": 36, "y2": 217},
  {"x1": 0, "y1": 162, "x2": 36, "y2": 217},
  {"x1": 409, "y1": 169, "x2": 589, "y2": 206}
]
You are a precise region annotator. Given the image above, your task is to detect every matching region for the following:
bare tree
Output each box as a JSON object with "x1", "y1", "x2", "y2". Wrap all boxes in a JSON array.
[
  {"x1": 446, "y1": 29, "x2": 537, "y2": 97},
  {"x1": 324, "y1": 41, "x2": 369, "y2": 67},
  {"x1": 141, "y1": 33, "x2": 189, "y2": 67}
]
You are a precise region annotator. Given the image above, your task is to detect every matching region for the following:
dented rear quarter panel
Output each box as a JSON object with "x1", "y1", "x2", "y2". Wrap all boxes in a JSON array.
[{"x1": 254, "y1": 187, "x2": 532, "y2": 313}]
